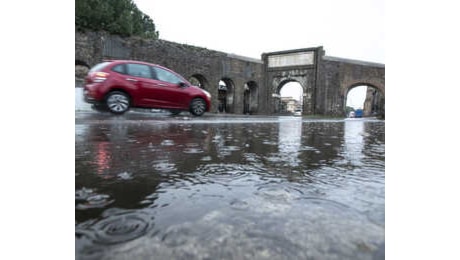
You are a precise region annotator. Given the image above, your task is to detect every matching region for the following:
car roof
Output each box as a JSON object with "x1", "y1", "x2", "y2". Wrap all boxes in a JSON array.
[{"x1": 103, "y1": 59, "x2": 160, "y2": 66}]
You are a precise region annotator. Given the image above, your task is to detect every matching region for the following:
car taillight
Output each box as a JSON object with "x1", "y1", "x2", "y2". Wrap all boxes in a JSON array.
[{"x1": 93, "y1": 72, "x2": 109, "y2": 83}]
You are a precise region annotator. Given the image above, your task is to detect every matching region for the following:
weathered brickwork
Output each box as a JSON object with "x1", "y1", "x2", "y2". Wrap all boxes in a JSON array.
[{"x1": 76, "y1": 31, "x2": 384, "y2": 116}]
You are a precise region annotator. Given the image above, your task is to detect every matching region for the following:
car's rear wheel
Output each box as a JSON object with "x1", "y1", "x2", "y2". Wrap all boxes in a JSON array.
[
  {"x1": 190, "y1": 98, "x2": 206, "y2": 116},
  {"x1": 106, "y1": 91, "x2": 130, "y2": 114}
]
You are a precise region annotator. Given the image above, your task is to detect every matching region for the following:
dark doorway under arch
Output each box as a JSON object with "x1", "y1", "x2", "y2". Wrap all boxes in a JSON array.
[
  {"x1": 189, "y1": 74, "x2": 209, "y2": 90},
  {"x1": 218, "y1": 78, "x2": 234, "y2": 113},
  {"x1": 75, "y1": 60, "x2": 90, "y2": 84}
]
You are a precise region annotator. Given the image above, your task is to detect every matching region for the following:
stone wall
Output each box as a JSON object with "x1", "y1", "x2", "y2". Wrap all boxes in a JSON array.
[
  {"x1": 317, "y1": 56, "x2": 385, "y2": 116},
  {"x1": 75, "y1": 31, "x2": 384, "y2": 116},
  {"x1": 75, "y1": 31, "x2": 264, "y2": 114}
]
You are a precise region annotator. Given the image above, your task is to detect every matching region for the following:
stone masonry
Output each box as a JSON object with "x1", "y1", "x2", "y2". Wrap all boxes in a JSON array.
[{"x1": 76, "y1": 31, "x2": 384, "y2": 116}]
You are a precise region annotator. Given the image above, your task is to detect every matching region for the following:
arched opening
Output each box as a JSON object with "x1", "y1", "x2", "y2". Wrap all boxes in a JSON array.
[
  {"x1": 218, "y1": 78, "x2": 234, "y2": 113},
  {"x1": 75, "y1": 60, "x2": 90, "y2": 85},
  {"x1": 75, "y1": 60, "x2": 90, "y2": 68},
  {"x1": 345, "y1": 84, "x2": 384, "y2": 118},
  {"x1": 277, "y1": 81, "x2": 303, "y2": 115},
  {"x1": 243, "y1": 81, "x2": 258, "y2": 114},
  {"x1": 188, "y1": 74, "x2": 209, "y2": 90},
  {"x1": 346, "y1": 85, "x2": 366, "y2": 117}
]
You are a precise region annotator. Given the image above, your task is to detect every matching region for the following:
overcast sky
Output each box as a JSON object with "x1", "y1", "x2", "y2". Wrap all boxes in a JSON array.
[
  {"x1": 133, "y1": 0, "x2": 384, "y2": 63},
  {"x1": 133, "y1": 0, "x2": 383, "y2": 107}
]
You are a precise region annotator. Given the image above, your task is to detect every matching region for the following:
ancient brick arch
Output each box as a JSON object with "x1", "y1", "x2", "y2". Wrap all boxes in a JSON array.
[
  {"x1": 275, "y1": 78, "x2": 306, "y2": 94},
  {"x1": 75, "y1": 60, "x2": 90, "y2": 68},
  {"x1": 338, "y1": 65, "x2": 385, "y2": 117},
  {"x1": 75, "y1": 60, "x2": 91, "y2": 85},
  {"x1": 188, "y1": 74, "x2": 209, "y2": 90},
  {"x1": 271, "y1": 78, "x2": 305, "y2": 114},
  {"x1": 343, "y1": 80, "x2": 385, "y2": 117},
  {"x1": 342, "y1": 79, "x2": 385, "y2": 97}
]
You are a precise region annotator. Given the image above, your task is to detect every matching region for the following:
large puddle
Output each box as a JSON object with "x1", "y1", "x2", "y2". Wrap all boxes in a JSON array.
[{"x1": 76, "y1": 116, "x2": 385, "y2": 259}]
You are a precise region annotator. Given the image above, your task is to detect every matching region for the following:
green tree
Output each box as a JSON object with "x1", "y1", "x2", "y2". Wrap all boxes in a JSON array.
[
  {"x1": 345, "y1": 106, "x2": 355, "y2": 115},
  {"x1": 76, "y1": 0, "x2": 159, "y2": 39}
]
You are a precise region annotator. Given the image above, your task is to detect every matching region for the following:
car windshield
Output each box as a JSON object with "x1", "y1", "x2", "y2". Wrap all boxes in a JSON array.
[{"x1": 89, "y1": 62, "x2": 111, "y2": 72}]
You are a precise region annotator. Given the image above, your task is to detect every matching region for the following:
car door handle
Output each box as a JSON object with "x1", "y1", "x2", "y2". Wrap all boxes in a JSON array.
[
  {"x1": 158, "y1": 83, "x2": 167, "y2": 87},
  {"x1": 126, "y1": 78, "x2": 138, "y2": 82}
]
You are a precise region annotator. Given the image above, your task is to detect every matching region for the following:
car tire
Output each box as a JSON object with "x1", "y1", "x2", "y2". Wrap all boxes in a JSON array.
[
  {"x1": 190, "y1": 98, "x2": 206, "y2": 116},
  {"x1": 106, "y1": 91, "x2": 130, "y2": 114}
]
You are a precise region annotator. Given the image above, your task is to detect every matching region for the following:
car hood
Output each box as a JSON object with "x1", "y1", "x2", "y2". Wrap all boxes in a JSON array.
[{"x1": 190, "y1": 85, "x2": 211, "y2": 98}]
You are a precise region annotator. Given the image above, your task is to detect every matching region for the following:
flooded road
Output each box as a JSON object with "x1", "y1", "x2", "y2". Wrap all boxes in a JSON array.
[{"x1": 75, "y1": 112, "x2": 385, "y2": 260}]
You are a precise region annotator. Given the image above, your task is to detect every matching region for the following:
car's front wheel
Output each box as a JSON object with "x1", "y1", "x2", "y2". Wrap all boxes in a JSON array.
[
  {"x1": 190, "y1": 98, "x2": 206, "y2": 116},
  {"x1": 106, "y1": 91, "x2": 130, "y2": 114}
]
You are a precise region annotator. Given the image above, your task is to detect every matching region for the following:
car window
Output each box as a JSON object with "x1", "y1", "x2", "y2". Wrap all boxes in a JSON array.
[
  {"x1": 89, "y1": 62, "x2": 111, "y2": 72},
  {"x1": 152, "y1": 67, "x2": 183, "y2": 84},
  {"x1": 126, "y1": 63, "x2": 153, "y2": 79},
  {"x1": 111, "y1": 64, "x2": 125, "y2": 74}
]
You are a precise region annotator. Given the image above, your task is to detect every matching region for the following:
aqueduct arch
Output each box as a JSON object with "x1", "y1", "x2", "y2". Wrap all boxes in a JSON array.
[
  {"x1": 189, "y1": 74, "x2": 209, "y2": 90},
  {"x1": 344, "y1": 82, "x2": 385, "y2": 117},
  {"x1": 342, "y1": 79, "x2": 385, "y2": 97}
]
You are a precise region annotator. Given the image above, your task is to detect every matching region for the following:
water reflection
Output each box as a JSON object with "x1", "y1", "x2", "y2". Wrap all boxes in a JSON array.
[
  {"x1": 96, "y1": 142, "x2": 110, "y2": 175},
  {"x1": 76, "y1": 117, "x2": 385, "y2": 260},
  {"x1": 277, "y1": 118, "x2": 302, "y2": 167},
  {"x1": 344, "y1": 119, "x2": 365, "y2": 166}
]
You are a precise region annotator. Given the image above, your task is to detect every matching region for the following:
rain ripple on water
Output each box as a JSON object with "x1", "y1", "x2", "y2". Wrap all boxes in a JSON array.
[
  {"x1": 76, "y1": 208, "x2": 156, "y2": 259},
  {"x1": 76, "y1": 188, "x2": 114, "y2": 210}
]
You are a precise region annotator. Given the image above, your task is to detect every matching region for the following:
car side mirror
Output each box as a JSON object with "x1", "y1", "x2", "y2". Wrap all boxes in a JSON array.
[{"x1": 178, "y1": 82, "x2": 188, "y2": 88}]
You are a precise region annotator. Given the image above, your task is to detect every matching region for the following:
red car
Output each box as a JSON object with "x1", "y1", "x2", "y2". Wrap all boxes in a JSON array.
[{"x1": 83, "y1": 60, "x2": 211, "y2": 116}]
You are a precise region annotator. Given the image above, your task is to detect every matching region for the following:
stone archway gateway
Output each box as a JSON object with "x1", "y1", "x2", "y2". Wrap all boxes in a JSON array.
[
  {"x1": 262, "y1": 48, "x2": 385, "y2": 116},
  {"x1": 263, "y1": 48, "x2": 318, "y2": 115}
]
